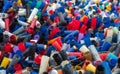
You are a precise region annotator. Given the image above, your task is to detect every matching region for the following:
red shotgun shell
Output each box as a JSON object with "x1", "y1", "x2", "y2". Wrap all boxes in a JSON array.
[
  {"x1": 10, "y1": 35, "x2": 17, "y2": 44},
  {"x1": 14, "y1": 64, "x2": 22, "y2": 71},
  {"x1": 99, "y1": 52, "x2": 109, "y2": 61},
  {"x1": 49, "y1": 27, "x2": 60, "y2": 39},
  {"x1": 79, "y1": 24, "x2": 87, "y2": 34},
  {"x1": 52, "y1": 41, "x2": 61, "y2": 52},
  {"x1": 4, "y1": 43, "x2": 13, "y2": 53},
  {"x1": 34, "y1": 54, "x2": 42, "y2": 64},
  {"x1": 55, "y1": 37, "x2": 62, "y2": 47},
  {"x1": 29, "y1": 16, "x2": 37, "y2": 29},
  {"x1": 91, "y1": 17, "x2": 97, "y2": 30},
  {"x1": 5, "y1": 17, "x2": 10, "y2": 31},
  {"x1": 18, "y1": 42, "x2": 26, "y2": 52}
]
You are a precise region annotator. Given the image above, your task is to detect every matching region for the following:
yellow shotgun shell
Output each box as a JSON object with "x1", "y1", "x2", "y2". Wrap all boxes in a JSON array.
[{"x1": 0, "y1": 57, "x2": 10, "y2": 68}]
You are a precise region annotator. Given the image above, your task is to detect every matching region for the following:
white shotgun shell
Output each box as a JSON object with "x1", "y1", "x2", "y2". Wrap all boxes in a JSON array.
[
  {"x1": 105, "y1": 28, "x2": 113, "y2": 42},
  {"x1": 88, "y1": 45, "x2": 102, "y2": 61},
  {"x1": 79, "y1": 45, "x2": 90, "y2": 53},
  {"x1": 61, "y1": 43, "x2": 68, "y2": 50},
  {"x1": 3, "y1": 31, "x2": 13, "y2": 37},
  {"x1": 112, "y1": 27, "x2": 118, "y2": 34},
  {"x1": 0, "y1": 69, "x2": 6, "y2": 74},
  {"x1": 27, "y1": 8, "x2": 38, "y2": 23},
  {"x1": 39, "y1": 55, "x2": 50, "y2": 74},
  {"x1": 17, "y1": 19, "x2": 29, "y2": 26},
  {"x1": 0, "y1": 18, "x2": 5, "y2": 29},
  {"x1": 118, "y1": 30, "x2": 120, "y2": 43},
  {"x1": 18, "y1": 8, "x2": 26, "y2": 16},
  {"x1": 0, "y1": 13, "x2": 9, "y2": 18},
  {"x1": 49, "y1": 69, "x2": 58, "y2": 74}
]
